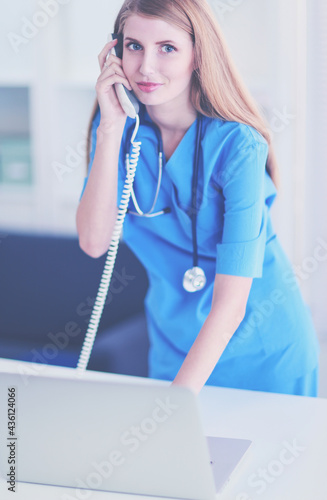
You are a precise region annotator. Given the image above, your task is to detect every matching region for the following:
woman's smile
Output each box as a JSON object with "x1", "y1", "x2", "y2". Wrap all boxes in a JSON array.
[{"x1": 136, "y1": 82, "x2": 164, "y2": 93}]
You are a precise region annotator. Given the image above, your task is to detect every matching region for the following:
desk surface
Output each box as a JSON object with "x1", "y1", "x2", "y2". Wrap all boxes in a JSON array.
[{"x1": 0, "y1": 358, "x2": 326, "y2": 500}]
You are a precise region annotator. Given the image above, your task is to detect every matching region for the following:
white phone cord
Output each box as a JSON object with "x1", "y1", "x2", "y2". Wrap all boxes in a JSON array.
[{"x1": 76, "y1": 115, "x2": 141, "y2": 372}]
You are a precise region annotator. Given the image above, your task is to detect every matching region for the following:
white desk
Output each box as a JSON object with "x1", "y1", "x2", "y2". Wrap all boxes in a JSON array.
[{"x1": 0, "y1": 358, "x2": 326, "y2": 500}]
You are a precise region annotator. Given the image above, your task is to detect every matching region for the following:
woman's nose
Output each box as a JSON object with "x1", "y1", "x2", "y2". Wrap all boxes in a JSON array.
[{"x1": 139, "y1": 50, "x2": 156, "y2": 76}]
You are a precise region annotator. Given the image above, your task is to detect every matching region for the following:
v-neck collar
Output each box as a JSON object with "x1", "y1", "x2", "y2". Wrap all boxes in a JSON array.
[{"x1": 140, "y1": 104, "x2": 198, "y2": 169}]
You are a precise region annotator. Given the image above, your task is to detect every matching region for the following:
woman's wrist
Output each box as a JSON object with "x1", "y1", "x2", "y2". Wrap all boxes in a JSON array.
[
  {"x1": 95, "y1": 120, "x2": 126, "y2": 152},
  {"x1": 97, "y1": 117, "x2": 126, "y2": 139}
]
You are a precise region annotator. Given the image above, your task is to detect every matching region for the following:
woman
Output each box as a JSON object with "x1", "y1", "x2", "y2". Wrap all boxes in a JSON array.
[{"x1": 77, "y1": 0, "x2": 320, "y2": 396}]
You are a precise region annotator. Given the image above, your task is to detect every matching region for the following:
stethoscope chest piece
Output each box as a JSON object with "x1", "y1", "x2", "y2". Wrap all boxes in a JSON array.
[{"x1": 183, "y1": 267, "x2": 207, "y2": 293}]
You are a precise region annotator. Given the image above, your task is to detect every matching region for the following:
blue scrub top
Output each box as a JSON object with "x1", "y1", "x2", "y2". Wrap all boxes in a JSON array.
[{"x1": 83, "y1": 104, "x2": 319, "y2": 392}]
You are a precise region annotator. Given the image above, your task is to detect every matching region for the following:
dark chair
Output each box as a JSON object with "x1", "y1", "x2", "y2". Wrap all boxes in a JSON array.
[{"x1": 0, "y1": 232, "x2": 149, "y2": 377}]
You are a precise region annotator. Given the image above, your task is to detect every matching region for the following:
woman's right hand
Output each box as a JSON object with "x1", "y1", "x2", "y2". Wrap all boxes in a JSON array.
[{"x1": 96, "y1": 39, "x2": 132, "y2": 128}]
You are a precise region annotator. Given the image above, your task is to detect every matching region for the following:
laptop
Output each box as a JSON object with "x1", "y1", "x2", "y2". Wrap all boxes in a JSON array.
[{"x1": 0, "y1": 359, "x2": 251, "y2": 500}]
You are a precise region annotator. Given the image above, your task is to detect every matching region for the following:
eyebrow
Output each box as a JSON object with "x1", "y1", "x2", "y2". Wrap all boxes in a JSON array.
[{"x1": 124, "y1": 37, "x2": 177, "y2": 45}]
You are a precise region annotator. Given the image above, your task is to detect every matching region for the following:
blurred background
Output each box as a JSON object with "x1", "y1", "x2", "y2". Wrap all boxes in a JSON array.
[{"x1": 0, "y1": 0, "x2": 326, "y2": 395}]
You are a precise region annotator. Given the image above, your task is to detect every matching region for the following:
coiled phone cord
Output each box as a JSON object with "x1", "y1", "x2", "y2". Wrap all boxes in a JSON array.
[{"x1": 76, "y1": 116, "x2": 141, "y2": 372}]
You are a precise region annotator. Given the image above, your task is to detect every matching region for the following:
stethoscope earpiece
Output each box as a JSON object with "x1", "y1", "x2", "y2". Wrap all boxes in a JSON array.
[{"x1": 183, "y1": 267, "x2": 207, "y2": 293}]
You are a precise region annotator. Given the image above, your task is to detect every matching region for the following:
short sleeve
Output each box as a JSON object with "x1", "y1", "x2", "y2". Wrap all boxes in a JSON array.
[
  {"x1": 79, "y1": 108, "x2": 100, "y2": 199},
  {"x1": 214, "y1": 141, "x2": 269, "y2": 278}
]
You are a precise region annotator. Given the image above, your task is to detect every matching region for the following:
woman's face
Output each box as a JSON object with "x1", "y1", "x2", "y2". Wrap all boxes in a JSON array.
[{"x1": 122, "y1": 14, "x2": 195, "y2": 110}]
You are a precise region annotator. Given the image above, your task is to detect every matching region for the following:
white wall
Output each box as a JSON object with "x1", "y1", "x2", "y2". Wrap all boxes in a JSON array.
[{"x1": 305, "y1": 0, "x2": 327, "y2": 339}]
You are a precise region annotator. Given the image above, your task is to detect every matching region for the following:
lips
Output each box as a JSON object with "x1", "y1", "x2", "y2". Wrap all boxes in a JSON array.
[{"x1": 136, "y1": 82, "x2": 163, "y2": 93}]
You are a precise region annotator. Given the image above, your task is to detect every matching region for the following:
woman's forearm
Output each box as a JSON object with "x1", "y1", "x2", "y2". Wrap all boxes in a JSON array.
[
  {"x1": 76, "y1": 122, "x2": 124, "y2": 258},
  {"x1": 172, "y1": 307, "x2": 244, "y2": 394}
]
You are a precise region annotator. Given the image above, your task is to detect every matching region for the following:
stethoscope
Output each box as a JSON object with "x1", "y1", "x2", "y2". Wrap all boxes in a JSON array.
[{"x1": 125, "y1": 113, "x2": 207, "y2": 293}]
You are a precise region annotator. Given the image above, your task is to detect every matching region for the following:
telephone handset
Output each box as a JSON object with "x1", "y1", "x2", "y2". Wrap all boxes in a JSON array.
[
  {"x1": 106, "y1": 33, "x2": 139, "y2": 119},
  {"x1": 76, "y1": 35, "x2": 142, "y2": 373}
]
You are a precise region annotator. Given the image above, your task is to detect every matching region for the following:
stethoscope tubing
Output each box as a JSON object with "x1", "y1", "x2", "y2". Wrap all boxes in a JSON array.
[
  {"x1": 191, "y1": 114, "x2": 203, "y2": 268},
  {"x1": 125, "y1": 113, "x2": 204, "y2": 274}
]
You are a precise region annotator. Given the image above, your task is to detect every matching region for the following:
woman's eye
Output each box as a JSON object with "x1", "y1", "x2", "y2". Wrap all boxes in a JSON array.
[
  {"x1": 127, "y1": 42, "x2": 142, "y2": 51},
  {"x1": 161, "y1": 44, "x2": 176, "y2": 54}
]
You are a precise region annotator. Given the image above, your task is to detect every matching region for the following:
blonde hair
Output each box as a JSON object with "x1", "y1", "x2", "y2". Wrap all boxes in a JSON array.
[{"x1": 87, "y1": 0, "x2": 280, "y2": 189}]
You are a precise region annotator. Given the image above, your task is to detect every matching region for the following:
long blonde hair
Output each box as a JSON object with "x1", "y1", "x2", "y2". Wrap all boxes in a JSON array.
[{"x1": 86, "y1": 0, "x2": 280, "y2": 189}]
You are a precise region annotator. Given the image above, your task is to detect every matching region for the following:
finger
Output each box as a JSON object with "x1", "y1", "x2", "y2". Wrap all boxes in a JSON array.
[
  {"x1": 96, "y1": 74, "x2": 133, "y2": 94},
  {"x1": 104, "y1": 53, "x2": 124, "y2": 66},
  {"x1": 101, "y1": 61, "x2": 126, "y2": 78},
  {"x1": 97, "y1": 60, "x2": 131, "y2": 84},
  {"x1": 98, "y1": 38, "x2": 118, "y2": 69},
  {"x1": 99, "y1": 38, "x2": 118, "y2": 58},
  {"x1": 101, "y1": 55, "x2": 124, "y2": 75},
  {"x1": 97, "y1": 70, "x2": 133, "y2": 91},
  {"x1": 101, "y1": 54, "x2": 124, "y2": 75},
  {"x1": 99, "y1": 58, "x2": 132, "y2": 90}
]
